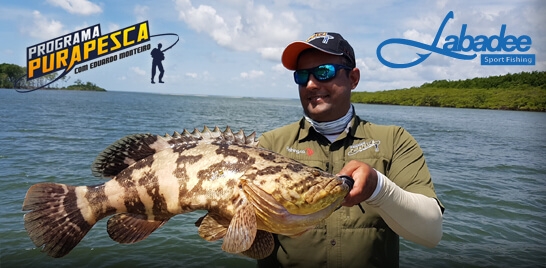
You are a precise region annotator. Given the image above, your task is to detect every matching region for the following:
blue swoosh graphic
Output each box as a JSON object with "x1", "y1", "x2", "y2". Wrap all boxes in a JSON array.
[
  {"x1": 377, "y1": 11, "x2": 476, "y2": 68},
  {"x1": 376, "y1": 38, "x2": 477, "y2": 68}
]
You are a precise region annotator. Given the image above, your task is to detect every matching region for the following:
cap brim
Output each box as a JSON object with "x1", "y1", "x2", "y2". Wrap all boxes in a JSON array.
[
  {"x1": 281, "y1": 41, "x2": 344, "y2": 70},
  {"x1": 281, "y1": 41, "x2": 314, "y2": 70}
]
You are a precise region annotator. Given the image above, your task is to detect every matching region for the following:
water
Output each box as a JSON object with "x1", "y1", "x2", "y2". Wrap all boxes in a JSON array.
[{"x1": 1, "y1": 90, "x2": 545, "y2": 267}]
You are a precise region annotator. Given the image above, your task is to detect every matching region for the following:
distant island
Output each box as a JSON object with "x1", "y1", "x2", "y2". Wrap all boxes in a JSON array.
[
  {"x1": 0, "y1": 63, "x2": 106, "y2": 91},
  {"x1": 63, "y1": 79, "x2": 106, "y2": 91},
  {"x1": 351, "y1": 71, "x2": 545, "y2": 112}
]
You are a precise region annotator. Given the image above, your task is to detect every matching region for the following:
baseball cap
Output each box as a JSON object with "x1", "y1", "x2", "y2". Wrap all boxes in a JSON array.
[{"x1": 281, "y1": 32, "x2": 356, "y2": 70}]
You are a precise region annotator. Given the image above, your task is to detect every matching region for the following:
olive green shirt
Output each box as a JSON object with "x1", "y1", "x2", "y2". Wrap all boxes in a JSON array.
[{"x1": 256, "y1": 115, "x2": 443, "y2": 268}]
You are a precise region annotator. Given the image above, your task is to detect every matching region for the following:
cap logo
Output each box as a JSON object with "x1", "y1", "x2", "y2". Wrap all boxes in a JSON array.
[{"x1": 306, "y1": 32, "x2": 334, "y2": 44}]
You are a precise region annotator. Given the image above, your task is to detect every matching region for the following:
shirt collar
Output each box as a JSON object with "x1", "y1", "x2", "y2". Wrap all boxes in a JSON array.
[{"x1": 296, "y1": 115, "x2": 368, "y2": 142}]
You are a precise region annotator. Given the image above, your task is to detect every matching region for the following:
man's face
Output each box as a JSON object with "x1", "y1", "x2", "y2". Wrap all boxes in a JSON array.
[{"x1": 296, "y1": 49, "x2": 359, "y2": 122}]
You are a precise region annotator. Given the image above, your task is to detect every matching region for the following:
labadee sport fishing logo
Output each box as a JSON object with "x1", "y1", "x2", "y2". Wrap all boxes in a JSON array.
[
  {"x1": 21, "y1": 21, "x2": 178, "y2": 92},
  {"x1": 376, "y1": 11, "x2": 535, "y2": 68}
]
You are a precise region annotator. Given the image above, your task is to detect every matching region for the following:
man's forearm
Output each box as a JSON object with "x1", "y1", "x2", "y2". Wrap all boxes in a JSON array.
[{"x1": 366, "y1": 171, "x2": 443, "y2": 248}]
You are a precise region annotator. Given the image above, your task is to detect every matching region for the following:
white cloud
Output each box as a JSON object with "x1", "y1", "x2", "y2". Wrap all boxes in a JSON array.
[
  {"x1": 240, "y1": 70, "x2": 264, "y2": 79},
  {"x1": 46, "y1": 0, "x2": 102, "y2": 15},
  {"x1": 184, "y1": 71, "x2": 213, "y2": 80},
  {"x1": 175, "y1": 0, "x2": 300, "y2": 61},
  {"x1": 131, "y1": 67, "x2": 146, "y2": 76},
  {"x1": 108, "y1": 23, "x2": 120, "y2": 32},
  {"x1": 21, "y1": 10, "x2": 65, "y2": 39},
  {"x1": 134, "y1": 5, "x2": 149, "y2": 22},
  {"x1": 272, "y1": 63, "x2": 288, "y2": 73},
  {"x1": 402, "y1": 29, "x2": 434, "y2": 45},
  {"x1": 258, "y1": 47, "x2": 284, "y2": 61}
]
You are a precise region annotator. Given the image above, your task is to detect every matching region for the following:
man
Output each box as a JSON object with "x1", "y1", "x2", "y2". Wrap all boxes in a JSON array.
[
  {"x1": 151, "y1": 43, "x2": 165, "y2": 84},
  {"x1": 257, "y1": 32, "x2": 444, "y2": 267}
]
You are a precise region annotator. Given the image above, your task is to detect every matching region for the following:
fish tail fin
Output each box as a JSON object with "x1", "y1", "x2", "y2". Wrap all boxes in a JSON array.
[{"x1": 22, "y1": 182, "x2": 95, "y2": 258}]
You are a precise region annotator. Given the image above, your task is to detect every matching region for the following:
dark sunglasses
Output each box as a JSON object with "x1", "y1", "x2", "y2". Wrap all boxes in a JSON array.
[{"x1": 293, "y1": 64, "x2": 352, "y2": 86}]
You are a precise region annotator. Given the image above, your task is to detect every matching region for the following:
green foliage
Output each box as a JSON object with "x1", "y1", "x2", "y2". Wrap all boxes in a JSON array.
[
  {"x1": 352, "y1": 71, "x2": 546, "y2": 112},
  {"x1": 0, "y1": 63, "x2": 25, "y2": 88},
  {"x1": 0, "y1": 62, "x2": 106, "y2": 91},
  {"x1": 66, "y1": 79, "x2": 106, "y2": 91}
]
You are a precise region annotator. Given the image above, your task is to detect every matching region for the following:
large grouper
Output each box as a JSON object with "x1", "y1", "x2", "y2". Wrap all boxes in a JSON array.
[{"x1": 22, "y1": 126, "x2": 353, "y2": 259}]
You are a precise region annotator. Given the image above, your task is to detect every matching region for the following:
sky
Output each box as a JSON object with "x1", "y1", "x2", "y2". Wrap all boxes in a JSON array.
[{"x1": 1, "y1": 0, "x2": 545, "y2": 99}]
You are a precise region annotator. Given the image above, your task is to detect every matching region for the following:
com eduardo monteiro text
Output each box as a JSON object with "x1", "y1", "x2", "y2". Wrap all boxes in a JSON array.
[{"x1": 73, "y1": 44, "x2": 151, "y2": 74}]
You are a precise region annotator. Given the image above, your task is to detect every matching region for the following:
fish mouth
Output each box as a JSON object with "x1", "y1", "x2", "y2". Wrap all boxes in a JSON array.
[{"x1": 241, "y1": 178, "x2": 349, "y2": 236}]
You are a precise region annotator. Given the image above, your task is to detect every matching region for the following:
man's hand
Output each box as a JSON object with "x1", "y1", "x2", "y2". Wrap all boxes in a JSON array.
[{"x1": 338, "y1": 160, "x2": 378, "y2": 206}]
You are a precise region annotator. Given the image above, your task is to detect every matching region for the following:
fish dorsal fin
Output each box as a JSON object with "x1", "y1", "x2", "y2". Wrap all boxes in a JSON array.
[
  {"x1": 222, "y1": 199, "x2": 257, "y2": 254},
  {"x1": 91, "y1": 133, "x2": 173, "y2": 178},
  {"x1": 107, "y1": 213, "x2": 168, "y2": 244},
  {"x1": 163, "y1": 126, "x2": 259, "y2": 147},
  {"x1": 241, "y1": 230, "x2": 275, "y2": 259},
  {"x1": 92, "y1": 126, "x2": 258, "y2": 178},
  {"x1": 195, "y1": 213, "x2": 228, "y2": 241}
]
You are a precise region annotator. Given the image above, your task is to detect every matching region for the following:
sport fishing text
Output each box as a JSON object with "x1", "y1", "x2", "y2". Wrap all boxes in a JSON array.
[{"x1": 481, "y1": 54, "x2": 535, "y2": 66}]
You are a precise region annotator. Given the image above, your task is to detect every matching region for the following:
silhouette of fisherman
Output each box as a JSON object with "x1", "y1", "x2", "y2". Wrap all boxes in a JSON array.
[{"x1": 151, "y1": 43, "x2": 165, "y2": 83}]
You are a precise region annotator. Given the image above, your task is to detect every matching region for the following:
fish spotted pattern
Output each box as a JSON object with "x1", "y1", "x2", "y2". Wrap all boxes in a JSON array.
[{"x1": 22, "y1": 126, "x2": 351, "y2": 259}]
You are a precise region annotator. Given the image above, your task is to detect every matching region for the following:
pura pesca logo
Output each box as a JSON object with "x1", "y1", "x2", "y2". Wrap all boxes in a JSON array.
[
  {"x1": 376, "y1": 11, "x2": 535, "y2": 68},
  {"x1": 20, "y1": 21, "x2": 179, "y2": 92}
]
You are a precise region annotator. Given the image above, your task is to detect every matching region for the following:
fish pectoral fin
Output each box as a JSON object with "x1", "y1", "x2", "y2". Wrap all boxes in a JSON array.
[
  {"x1": 221, "y1": 200, "x2": 257, "y2": 254},
  {"x1": 241, "y1": 230, "x2": 275, "y2": 259},
  {"x1": 107, "y1": 213, "x2": 168, "y2": 244},
  {"x1": 196, "y1": 213, "x2": 228, "y2": 241}
]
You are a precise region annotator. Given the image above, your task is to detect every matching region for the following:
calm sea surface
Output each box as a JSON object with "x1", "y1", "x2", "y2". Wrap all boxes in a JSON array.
[{"x1": 1, "y1": 90, "x2": 545, "y2": 268}]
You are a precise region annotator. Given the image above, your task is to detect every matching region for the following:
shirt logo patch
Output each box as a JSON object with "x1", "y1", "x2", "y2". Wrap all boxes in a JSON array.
[
  {"x1": 286, "y1": 146, "x2": 314, "y2": 156},
  {"x1": 347, "y1": 140, "x2": 380, "y2": 156}
]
